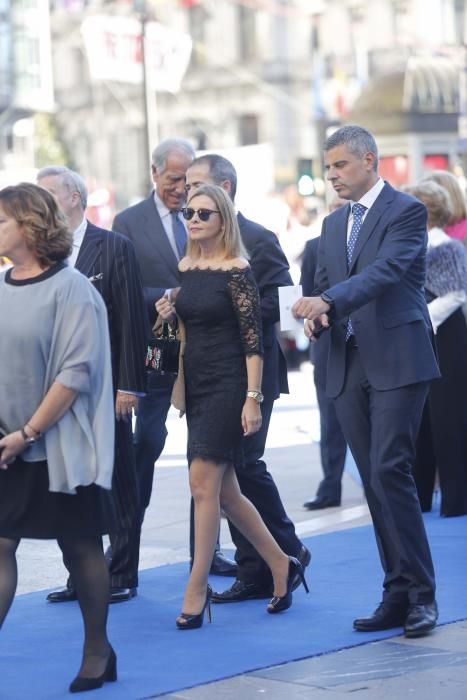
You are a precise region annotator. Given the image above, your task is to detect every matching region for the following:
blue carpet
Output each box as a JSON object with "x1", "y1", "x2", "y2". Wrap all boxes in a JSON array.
[{"x1": 1, "y1": 512, "x2": 466, "y2": 699}]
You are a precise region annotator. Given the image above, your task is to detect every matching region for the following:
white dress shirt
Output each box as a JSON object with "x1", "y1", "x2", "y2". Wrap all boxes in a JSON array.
[
  {"x1": 347, "y1": 177, "x2": 385, "y2": 240},
  {"x1": 153, "y1": 191, "x2": 186, "y2": 261}
]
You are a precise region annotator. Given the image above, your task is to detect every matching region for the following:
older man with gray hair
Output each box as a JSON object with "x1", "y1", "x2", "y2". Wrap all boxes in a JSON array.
[{"x1": 37, "y1": 165, "x2": 148, "y2": 604}]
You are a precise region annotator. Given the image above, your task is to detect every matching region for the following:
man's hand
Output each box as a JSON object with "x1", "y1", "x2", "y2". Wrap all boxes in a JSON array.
[
  {"x1": 115, "y1": 393, "x2": 139, "y2": 422},
  {"x1": 304, "y1": 316, "x2": 330, "y2": 341},
  {"x1": 292, "y1": 295, "x2": 330, "y2": 321}
]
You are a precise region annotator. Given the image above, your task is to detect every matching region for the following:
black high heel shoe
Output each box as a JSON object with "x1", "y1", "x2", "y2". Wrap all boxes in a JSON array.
[
  {"x1": 176, "y1": 585, "x2": 213, "y2": 630},
  {"x1": 69, "y1": 647, "x2": 117, "y2": 693},
  {"x1": 267, "y1": 556, "x2": 309, "y2": 614}
]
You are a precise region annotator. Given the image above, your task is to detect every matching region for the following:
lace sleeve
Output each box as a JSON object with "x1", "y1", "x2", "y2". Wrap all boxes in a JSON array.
[{"x1": 228, "y1": 267, "x2": 263, "y2": 356}]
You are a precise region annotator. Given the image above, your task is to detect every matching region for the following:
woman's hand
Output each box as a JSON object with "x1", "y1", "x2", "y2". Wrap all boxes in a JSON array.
[
  {"x1": 0, "y1": 431, "x2": 27, "y2": 469},
  {"x1": 242, "y1": 398, "x2": 262, "y2": 436},
  {"x1": 155, "y1": 295, "x2": 177, "y2": 322}
]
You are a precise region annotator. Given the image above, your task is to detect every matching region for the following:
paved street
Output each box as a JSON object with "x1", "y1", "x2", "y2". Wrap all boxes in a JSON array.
[{"x1": 14, "y1": 365, "x2": 467, "y2": 699}]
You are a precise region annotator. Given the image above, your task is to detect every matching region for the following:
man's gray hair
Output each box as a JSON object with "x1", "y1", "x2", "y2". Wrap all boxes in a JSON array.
[
  {"x1": 37, "y1": 165, "x2": 88, "y2": 208},
  {"x1": 191, "y1": 154, "x2": 238, "y2": 201},
  {"x1": 324, "y1": 125, "x2": 378, "y2": 171},
  {"x1": 151, "y1": 138, "x2": 195, "y2": 173}
]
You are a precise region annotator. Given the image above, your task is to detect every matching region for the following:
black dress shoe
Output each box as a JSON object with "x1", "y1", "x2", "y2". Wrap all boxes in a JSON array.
[
  {"x1": 353, "y1": 602, "x2": 407, "y2": 631},
  {"x1": 211, "y1": 579, "x2": 272, "y2": 603},
  {"x1": 303, "y1": 497, "x2": 341, "y2": 510},
  {"x1": 109, "y1": 587, "x2": 137, "y2": 604},
  {"x1": 404, "y1": 601, "x2": 438, "y2": 638},
  {"x1": 46, "y1": 586, "x2": 77, "y2": 603},
  {"x1": 209, "y1": 552, "x2": 237, "y2": 577}
]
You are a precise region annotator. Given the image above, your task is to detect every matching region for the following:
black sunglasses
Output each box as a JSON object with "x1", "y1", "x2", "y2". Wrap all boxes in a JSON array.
[{"x1": 181, "y1": 208, "x2": 220, "y2": 222}]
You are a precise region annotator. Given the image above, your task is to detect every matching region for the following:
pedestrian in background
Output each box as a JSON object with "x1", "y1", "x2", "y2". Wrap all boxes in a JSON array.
[
  {"x1": 421, "y1": 169, "x2": 467, "y2": 241},
  {"x1": 300, "y1": 234, "x2": 347, "y2": 510},
  {"x1": 405, "y1": 180, "x2": 467, "y2": 517}
]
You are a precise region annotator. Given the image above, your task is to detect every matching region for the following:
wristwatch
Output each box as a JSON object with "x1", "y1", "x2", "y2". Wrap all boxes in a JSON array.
[
  {"x1": 320, "y1": 292, "x2": 335, "y2": 317},
  {"x1": 20, "y1": 427, "x2": 40, "y2": 446},
  {"x1": 246, "y1": 390, "x2": 264, "y2": 404}
]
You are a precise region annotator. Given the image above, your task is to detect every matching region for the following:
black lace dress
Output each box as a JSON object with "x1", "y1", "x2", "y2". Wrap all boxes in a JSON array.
[{"x1": 175, "y1": 266, "x2": 263, "y2": 466}]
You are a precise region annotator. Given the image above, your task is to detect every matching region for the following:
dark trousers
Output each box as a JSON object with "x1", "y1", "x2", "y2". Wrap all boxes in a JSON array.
[
  {"x1": 67, "y1": 417, "x2": 140, "y2": 589},
  {"x1": 334, "y1": 345, "x2": 436, "y2": 606},
  {"x1": 231, "y1": 395, "x2": 302, "y2": 587},
  {"x1": 108, "y1": 418, "x2": 141, "y2": 588},
  {"x1": 313, "y1": 365, "x2": 347, "y2": 502},
  {"x1": 189, "y1": 395, "x2": 302, "y2": 589},
  {"x1": 106, "y1": 372, "x2": 174, "y2": 589}
]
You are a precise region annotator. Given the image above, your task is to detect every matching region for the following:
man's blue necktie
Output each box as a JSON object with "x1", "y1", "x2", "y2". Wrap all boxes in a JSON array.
[
  {"x1": 346, "y1": 202, "x2": 367, "y2": 340},
  {"x1": 170, "y1": 210, "x2": 187, "y2": 259}
]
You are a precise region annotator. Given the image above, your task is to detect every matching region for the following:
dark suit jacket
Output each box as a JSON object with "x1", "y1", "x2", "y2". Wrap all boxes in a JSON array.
[
  {"x1": 300, "y1": 236, "x2": 328, "y2": 378},
  {"x1": 76, "y1": 221, "x2": 147, "y2": 394},
  {"x1": 113, "y1": 195, "x2": 180, "y2": 326},
  {"x1": 238, "y1": 212, "x2": 292, "y2": 399},
  {"x1": 314, "y1": 183, "x2": 440, "y2": 397},
  {"x1": 113, "y1": 197, "x2": 292, "y2": 399}
]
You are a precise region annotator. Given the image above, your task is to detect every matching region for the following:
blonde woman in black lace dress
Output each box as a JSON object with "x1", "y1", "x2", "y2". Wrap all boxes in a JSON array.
[{"x1": 156, "y1": 185, "x2": 307, "y2": 629}]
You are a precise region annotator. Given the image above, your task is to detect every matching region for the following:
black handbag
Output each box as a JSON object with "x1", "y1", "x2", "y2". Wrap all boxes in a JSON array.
[{"x1": 146, "y1": 318, "x2": 180, "y2": 375}]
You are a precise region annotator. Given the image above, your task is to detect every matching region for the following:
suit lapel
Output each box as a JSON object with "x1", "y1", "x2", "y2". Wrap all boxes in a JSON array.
[
  {"x1": 140, "y1": 196, "x2": 179, "y2": 272},
  {"x1": 349, "y1": 183, "x2": 394, "y2": 273},
  {"x1": 75, "y1": 222, "x2": 102, "y2": 278},
  {"x1": 331, "y1": 203, "x2": 350, "y2": 281}
]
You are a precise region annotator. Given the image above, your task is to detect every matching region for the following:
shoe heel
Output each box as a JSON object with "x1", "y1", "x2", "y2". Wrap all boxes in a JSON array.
[
  {"x1": 105, "y1": 649, "x2": 117, "y2": 682},
  {"x1": 300, "y1": 571, "x2": 309, "y2": 594},
  {"x1": 206, "y1": 599, "x2": 212, "y2": 623}
]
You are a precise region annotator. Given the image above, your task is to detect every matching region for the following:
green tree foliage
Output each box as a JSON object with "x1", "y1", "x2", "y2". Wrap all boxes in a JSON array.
[{"x1": 33, "y1": 113, "x2": 74, "y2": 168}]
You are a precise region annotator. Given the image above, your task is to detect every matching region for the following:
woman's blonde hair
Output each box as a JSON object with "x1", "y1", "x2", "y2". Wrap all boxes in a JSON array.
[
  {"x1": 404, "y1": 180, "x2": 451, "y2": 230},
  {"x1": 186, "y1": 184, "x2": 248, "y2": 260},
  {"x1": 0, "y1": 183, "x2": 72, "y2": 267},
  {"x1": 421, "y1": 170, "x2": 467, "y2": 225}
]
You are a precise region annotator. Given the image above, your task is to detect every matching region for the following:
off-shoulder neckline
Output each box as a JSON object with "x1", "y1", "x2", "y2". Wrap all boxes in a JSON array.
[{"x1": 180, "y1": 265, "x2": 250, "y2": 273}]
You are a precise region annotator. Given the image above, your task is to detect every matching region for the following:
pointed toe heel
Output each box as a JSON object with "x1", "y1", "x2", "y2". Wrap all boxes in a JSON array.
[
  {"x1": 267, "y1": 556, "x2": 309, "y2": 615},
  {"x1": 69, "y1": 647, "x2": 117, "y2": 693},
  {"x1": 176, "y1": 585, "x2": 212, "y2": 630}
]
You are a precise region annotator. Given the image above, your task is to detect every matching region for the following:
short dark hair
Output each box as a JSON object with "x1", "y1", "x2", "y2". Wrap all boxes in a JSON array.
[
  {"x1": 191, "y1": 154, "x2": 238, "y2": 200},
  {"x1": 0, "y1": 183, "x2": 72, "y2": 266},
  {"x1": 324, "y1": 125, "x2": 378, "y2": 171}
]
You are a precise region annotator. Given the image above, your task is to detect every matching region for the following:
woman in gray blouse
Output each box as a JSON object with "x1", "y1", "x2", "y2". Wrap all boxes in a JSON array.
[{"x1": 0, "y1": 183, "x2": 117, "y2": 694}]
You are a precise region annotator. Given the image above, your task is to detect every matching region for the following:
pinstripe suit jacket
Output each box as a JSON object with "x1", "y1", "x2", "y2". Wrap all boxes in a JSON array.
[
  {"x1": 76, "y1": 221, "x2": 148, "y2": 394},
  {"x1": 75, "y1": 221, "x2": 148, "y2": 525}
]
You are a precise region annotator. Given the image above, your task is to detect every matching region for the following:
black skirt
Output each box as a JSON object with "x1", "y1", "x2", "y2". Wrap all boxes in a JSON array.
[{"x1": 0, "y1": 457, "x2": 117, "y2": 539}]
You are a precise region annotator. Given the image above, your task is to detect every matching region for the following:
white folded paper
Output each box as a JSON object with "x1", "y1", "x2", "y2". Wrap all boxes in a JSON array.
[{"x1": 278, "y1": 285, "x2": 304, "y2": 332}]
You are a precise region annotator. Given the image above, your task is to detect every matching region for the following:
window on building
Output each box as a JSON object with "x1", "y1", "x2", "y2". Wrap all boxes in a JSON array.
[
  {"x1": 454, "y1": 0, "x2": 466, "y2": 44},
  {"x1": 238, "y1": 114, "x2": 258, "y2": 146},
  {"x1": 237, "y1": 5, "x2": 256, "y2": 62},
  {"x1": 188, "y1": 4, "x2": 207, "y2": 66}
]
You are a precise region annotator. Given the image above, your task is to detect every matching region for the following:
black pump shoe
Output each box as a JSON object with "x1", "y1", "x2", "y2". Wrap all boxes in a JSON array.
[
  {"x1": 267, "y1": 557, "x2": 309, "y2": 614},
  {"x1": 176, "y1": 585, "x2": 213, "y2": 630},
  {"x1": 69, "y1": 647, "x2": 117, "y2": 693}
]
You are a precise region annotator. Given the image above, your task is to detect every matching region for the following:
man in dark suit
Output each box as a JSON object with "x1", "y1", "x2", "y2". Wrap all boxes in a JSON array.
[
  {"x1": 112, "y1": 139, "x2": 236, "y2": 581},
  {"x1": 37, "y1": 166, "x2": 148, "y2": 603},
  {"x1": 185, "y1": 154, "x2": 311, "y2": 602},
  {"x1": 300, "y1": 235, "x2": 347, "y2": 510},
  {"x1": 293, "y1": 125, "x2": 440, "y2": 637}
]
